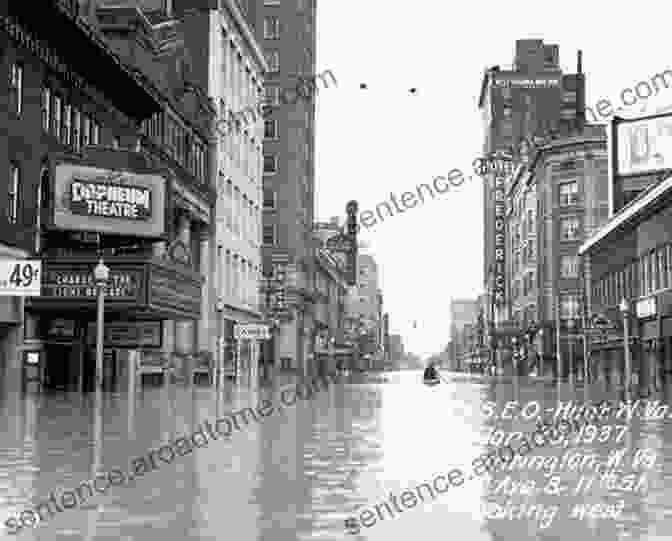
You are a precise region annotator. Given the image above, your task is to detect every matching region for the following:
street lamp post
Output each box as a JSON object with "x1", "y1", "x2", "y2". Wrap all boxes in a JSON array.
[
  {"x1": 620, "y1": 298, "x2": 632, "y2": 390},
  {"x1": 93, "y1": 258, "x2": 110, "y2": 390},
  {"x1": 215, "y1": 298, "x2": 224, "y2": 388},
  {"x1": 567, "y1": 318, "x2": 575, "y2": 383}
]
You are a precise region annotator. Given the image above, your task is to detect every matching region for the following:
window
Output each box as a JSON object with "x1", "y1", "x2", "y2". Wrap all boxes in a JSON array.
[
  {"x1": 263, "y1": 187, "x2": 276, "y2": 208},
  {"x1": 560, "y1": 255, "x2": 579, "y2": 278},
  {"x1": 53, "y1": 95, "x2": 62, "y2": 140},
  {"x1": 560, "y1": 217, "x2": 580, "y2": 240},
  {"x1": 92, "y1": 121, "x2": 100, "y2": 146},
  {"x1": 266, "y1": 51, "x2": 279, "y2": 73},
  {"x1": 527, "y1": 209, "x2": 535, "y2": 234},
  {"x1": 72, "y1": 108, "x2": 81, "y2": 151},
  {"x1": 527, "y1": 239, "x2": 535, "y2": 260},
  {"x1": 42, "y1": 86, "x2": 51, "y2": 132},
  {"x1": 265, "y1": 86, "x2": 280, "y2": 106},
  {"x1": 264, "y1": 16, "x2": 280, "y2": 39},
  {"x1": 264, "y1": 119, "x2": 278, "y2": 139},
  {"x1": 560, "y1": 293, "x2": 579, "y2": 319},
  {"x1": 63, "y1": 103, "x2": 71, "y2": 146},
  {"x1": 559, "y1": 181, "x2": 578, "y2": 206},
  {"x1": 263, "y1": 224, "x2": 276, "y2": 245},
  {"x1": 9, "y1": 62, "x2": 23, "y2": 115},
  {"x1": 7, "y1": 163, "x2": 20, "y2": 224},
  {"x1": 668, "y1": 245, "x2": 672, "y2": 290},
  {"x1": 263, "y1": 154, "x2": 278, "y2": 174}
]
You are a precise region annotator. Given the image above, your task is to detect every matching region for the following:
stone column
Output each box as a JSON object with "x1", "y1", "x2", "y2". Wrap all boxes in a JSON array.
[
  {"x1": 175, "y1": 212, "x2": 193, "y2": 381},
  {"x1": 198, "y1": 226, "x2": 211, "y2": 354}
]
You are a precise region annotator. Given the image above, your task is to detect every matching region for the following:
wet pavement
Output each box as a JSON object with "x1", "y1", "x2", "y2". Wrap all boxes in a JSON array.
[{"x1": 1, "y1": 370, "x2": 671, "y2": 540}]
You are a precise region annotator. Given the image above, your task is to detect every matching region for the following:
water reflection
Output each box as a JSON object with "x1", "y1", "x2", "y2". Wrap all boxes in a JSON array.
[{"x1": 0, "y1": 373, "x2": 671, "y2": 540}]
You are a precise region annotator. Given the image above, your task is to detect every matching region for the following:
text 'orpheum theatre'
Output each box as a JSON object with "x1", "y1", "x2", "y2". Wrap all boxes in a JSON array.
[{"x1": 70, "y1": 179, "x2": 152, "y2": 220}]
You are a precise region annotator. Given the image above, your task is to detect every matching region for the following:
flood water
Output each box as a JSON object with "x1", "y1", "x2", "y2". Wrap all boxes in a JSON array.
[{"x1": 1, "y1": 370, "x2": 672, "y2": 540}]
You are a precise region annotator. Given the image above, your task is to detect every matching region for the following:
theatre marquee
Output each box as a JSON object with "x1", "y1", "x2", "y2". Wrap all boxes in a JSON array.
[{"x1": 51, "y1": 163, "x2": 166, "y2": 238}]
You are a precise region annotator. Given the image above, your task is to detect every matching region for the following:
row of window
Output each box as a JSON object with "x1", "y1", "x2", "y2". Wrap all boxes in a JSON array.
[
  {"x1": 42, "y1": 84, "x2": 101, "y2": 150},
  {"x1": 593, "y1": 244, "x2": 672, "y2": 308},
  {"x1": 560, "y1": 293, "x2": 581, "y2": 319},
  {"x1": 220, "y1": 179, "x2": 261, "y2": 245},
  {"x1": 220, "y1": 249, "x2": 260, "y2": 308},
  {"x1": 141, "y1": 112, "x2": 207, "y2": 183}
]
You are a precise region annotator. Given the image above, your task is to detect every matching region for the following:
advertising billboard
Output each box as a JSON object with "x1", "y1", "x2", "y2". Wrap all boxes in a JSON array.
[
  {"x1": 52, "y1": 164, "x2": 166, "y2": 237},
  {"x1": 616, "y1": 112, "x2": 672, "y2": 176}
]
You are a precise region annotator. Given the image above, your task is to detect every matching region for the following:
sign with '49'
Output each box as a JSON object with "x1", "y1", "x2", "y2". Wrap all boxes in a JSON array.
[{"x1": 0, "y1": 260, "x2": 41, "y2": 296}]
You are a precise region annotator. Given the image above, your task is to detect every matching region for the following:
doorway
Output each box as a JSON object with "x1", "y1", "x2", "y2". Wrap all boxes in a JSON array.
[{"x1": 43, "y1": 343, "x2": 76, "y2": 390}]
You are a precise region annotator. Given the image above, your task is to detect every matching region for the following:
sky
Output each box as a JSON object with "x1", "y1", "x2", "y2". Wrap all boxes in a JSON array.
[{"x1": 313, "y1": 0, "x2": 672, "y2": 359}]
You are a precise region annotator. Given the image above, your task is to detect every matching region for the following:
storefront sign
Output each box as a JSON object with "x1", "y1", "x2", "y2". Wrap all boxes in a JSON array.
[
  {"x1": 493, "y1": 173, "x2": 507, "y2": 306},
  {"x1": 86, "y1": 321, "x2": 162, "y2": 347},
  {"x1": 52, "y1": 164, "x2": 166, "y2": 238},
  {"x1": 616, "y1": 112, "x2": 672, "y2": 175},
  {"x1": 636, "y1": 296, "x2": 657, "y2": 319},
  {"x1": 0, "y1": 260, "x2": 41, "y2": 296},
  {"x1": 43, "y1": 268, "x2": 144, "y2": 301}
]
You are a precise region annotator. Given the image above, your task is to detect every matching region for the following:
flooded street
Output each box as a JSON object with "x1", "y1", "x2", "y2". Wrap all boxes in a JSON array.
[{"x1": 1, "y1": 371, "x2": 672, "y2": 540}]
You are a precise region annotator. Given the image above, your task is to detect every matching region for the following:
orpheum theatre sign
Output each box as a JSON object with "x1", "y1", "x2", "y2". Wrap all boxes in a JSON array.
[
  {"x1": 52, "y1": 163, "x2": 166, "y2": 238},
  {"x1": 70, "y1": 181, "x2": 151, "y2": 220}
]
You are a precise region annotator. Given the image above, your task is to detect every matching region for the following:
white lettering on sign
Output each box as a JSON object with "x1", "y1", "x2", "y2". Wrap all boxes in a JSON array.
[{"x1": 70, "y1": 181, "x2": 151, "y2": 220}]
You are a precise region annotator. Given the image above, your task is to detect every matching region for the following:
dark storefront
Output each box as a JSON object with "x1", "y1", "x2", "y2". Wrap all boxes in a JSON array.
[{"x1": 580, "y1": 174, "x2": 672, "y2": 389}]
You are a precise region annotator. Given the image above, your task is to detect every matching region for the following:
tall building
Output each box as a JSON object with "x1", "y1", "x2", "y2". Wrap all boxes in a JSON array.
[
  {"x1": 478, "y1": 40, "x2": 586, "y2": 328},
  {"x1": 176, "y1": 0, "x2": 267, "y2": 379},
  {"x1": 508, "y1": 125, "x2": 609, "y2": 376},
  {"x1": 240, "y1": 0, "x2": 318, "y2": 374}
]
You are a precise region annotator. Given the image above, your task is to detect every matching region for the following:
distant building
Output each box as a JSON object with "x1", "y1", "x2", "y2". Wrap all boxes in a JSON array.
[
  {"x1": 449, "y1": 299, "x2": 479, "y2": 370},
  {"x1": 388, "y1": 333, "x2": 404, "y2": 360}
]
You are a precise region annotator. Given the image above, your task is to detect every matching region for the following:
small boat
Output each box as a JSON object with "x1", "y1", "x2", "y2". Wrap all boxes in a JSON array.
[{"x1": 423, "y1": 377, "x2": 441, "y2": 386}]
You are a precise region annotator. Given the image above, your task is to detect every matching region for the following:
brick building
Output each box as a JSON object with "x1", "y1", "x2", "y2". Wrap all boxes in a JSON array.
[
  {"x1": 477, "y1": 39, "x2": 586, "y2": 361},
  {"x1": 1, "y1": 2, "x2": 215, "y2": 391},
  {"x1": 506, "y1": 125, "x2": 609, "y2": 376}
]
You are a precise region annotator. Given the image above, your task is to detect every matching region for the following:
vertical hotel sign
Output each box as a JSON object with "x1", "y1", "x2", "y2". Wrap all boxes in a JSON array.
[{"x1": 493, "y1": 170, "x2": 506, "y2": 305}]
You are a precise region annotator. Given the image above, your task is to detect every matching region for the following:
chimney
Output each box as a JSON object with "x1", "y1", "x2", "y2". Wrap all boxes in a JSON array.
[{"x1": 577, "y1": 50, "x2": 582, "y2": 74}]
